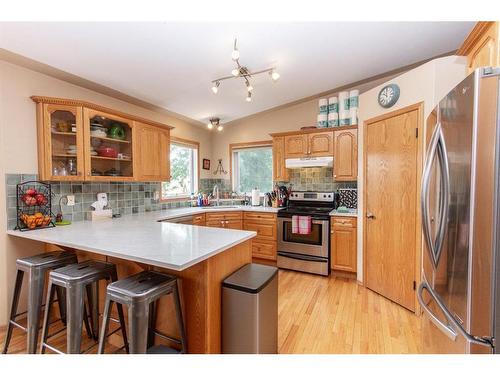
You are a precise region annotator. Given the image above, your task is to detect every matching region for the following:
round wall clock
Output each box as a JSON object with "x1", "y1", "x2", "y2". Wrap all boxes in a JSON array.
[{"x1": 378, "y1": 84, "x2": 400, "y2": 108}]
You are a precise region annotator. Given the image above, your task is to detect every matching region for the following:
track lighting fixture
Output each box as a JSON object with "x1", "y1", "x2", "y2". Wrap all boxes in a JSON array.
[
  {"x1": 210, "y1": 38, "x2": 279, "y2": 101},
  {"x1": 217, "y1": 125, "x2": 224, "y2": 131},
  {"x1": 207, "y1": 117, "x2": 220, "y2": 130}
]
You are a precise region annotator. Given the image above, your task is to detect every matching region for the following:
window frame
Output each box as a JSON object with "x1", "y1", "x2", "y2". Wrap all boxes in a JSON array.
[
  {"x1": 229, "y1": 140, "x2": 273, "y2": 195},
  {"x1": 161, "y1": 136, "x2": 200, "y2": 201}
]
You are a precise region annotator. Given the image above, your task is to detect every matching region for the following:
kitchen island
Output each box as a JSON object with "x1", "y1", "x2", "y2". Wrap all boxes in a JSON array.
[{"x1": 7, "y1": 211, "x2": 258, "y2": 353}]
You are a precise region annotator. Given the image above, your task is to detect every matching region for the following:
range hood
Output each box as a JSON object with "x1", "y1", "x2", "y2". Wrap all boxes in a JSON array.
[{"x1": 285, "y1": 156, "x2": 333, "y2": 169}]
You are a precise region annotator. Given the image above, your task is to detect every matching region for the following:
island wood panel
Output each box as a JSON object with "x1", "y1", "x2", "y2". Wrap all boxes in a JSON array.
[{"x1": 44, "y1": 239, "x2": 252, "y2": 354}]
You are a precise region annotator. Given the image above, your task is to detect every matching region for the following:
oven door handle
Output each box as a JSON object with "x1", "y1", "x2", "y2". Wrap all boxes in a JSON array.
[
  {"x1": 279, "y1": 218, "x2": 327, "y2": 225},
  {"x1": 278, "y1": 252, "x2": 328, "y2": 263}
]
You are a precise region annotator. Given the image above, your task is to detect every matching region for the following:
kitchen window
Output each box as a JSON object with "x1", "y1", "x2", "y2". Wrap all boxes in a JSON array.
[
  {"x1": 231, "y1": 142, "x2": 273, "y2": 194},
  {"x1": 162, "y1": 139, "x2": 199, "y2": 200}
]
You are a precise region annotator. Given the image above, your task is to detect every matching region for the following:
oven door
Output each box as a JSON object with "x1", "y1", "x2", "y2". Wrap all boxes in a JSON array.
[{"x1": 277, "y1": 217, "x2": 329, "y2": 257}]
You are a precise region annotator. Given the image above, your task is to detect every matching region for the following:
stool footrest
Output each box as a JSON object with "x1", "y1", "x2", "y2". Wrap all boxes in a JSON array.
[
  {"x1": 41, "y1": 343, "x2": 64, "y2": 355},
  {"x1": 152, "y1": 329, "x2": 182, "y2": 345},
  {"x1": 8, "y1": 320, "x2": 27, "y2": 332}
]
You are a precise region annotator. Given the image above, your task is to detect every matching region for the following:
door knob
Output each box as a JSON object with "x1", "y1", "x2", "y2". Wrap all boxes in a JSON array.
[{"x1": 366, "y1": 212, "x2": 375, "y2": 219}]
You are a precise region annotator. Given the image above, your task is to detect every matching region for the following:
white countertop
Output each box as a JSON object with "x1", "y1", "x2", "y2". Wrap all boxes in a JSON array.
[
  {"x1": 154, "y1": 205, "x2": 282, "y2": 221},
  {"x1": 7, "y1": 209, "x2": 261, "y2": 271},
  {"x1": 329, "y1": 209, "x2": 358, "y2": 217}
]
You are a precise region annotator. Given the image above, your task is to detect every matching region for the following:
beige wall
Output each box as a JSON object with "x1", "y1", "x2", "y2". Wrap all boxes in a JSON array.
[
  {"x1": 0, "y1": 60, "x2": 212, "y2": 325},
  {"x1": 356, "y1": 55, "x2": 467, "y2": 282}
]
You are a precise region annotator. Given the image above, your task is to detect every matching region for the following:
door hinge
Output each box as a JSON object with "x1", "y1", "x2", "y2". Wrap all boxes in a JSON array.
[
  {"x1": 413, "y1": 281, "x2": 416, "y2": 290},
  {"x1": 415, "y1": 128, "x2": 419, "y2": 138}
]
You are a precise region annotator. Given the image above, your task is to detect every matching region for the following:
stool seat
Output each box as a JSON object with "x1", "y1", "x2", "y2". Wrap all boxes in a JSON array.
[
  {"x1": 16, "y1": 251, "x2": 77, "y2": 271},
  {"x1": 146, "y1": 345, "x2": 181, "y2": 354},
  {"x1": 107, "y1": 271, "x2": 177, "y2": 303},
  {"x1": 49, "y1": 260, "x2": 116, "y2": 285}
]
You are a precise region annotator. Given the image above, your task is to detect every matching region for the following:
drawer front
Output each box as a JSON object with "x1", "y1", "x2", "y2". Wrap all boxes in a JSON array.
[
  {"x1": 244, "y1": 220, "x2": 277, "y2": 240},
  {"x1": 331, "y1": 217, "x2": 357, "y2": 228},
  {"x1": 205, "y1": 211, "x2": 242, "y2": 221},
  {"x1": 192, "y1": 214, "x2": 205, "y2": 225},
  {"x1": 205, "y1": 220, "x2": 223, "y2": 228},
  {"x1": 206, "y1": 219, "x2": 242, "y2": 229},
  {"x1": 243, "y1": 212, "x2": 276, "y2": 222},
  {"x1": 252, "y1": 240, "x2": 276, "y2": 260}
]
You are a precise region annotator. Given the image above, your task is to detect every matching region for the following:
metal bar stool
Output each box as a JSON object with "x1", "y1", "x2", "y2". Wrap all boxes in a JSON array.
[
  {"x1": 98, "y1": 271, "x2": 187, "y2": 354},
  {"x1": 2, "y1": 251, "x2": 78, "y2": 354},
  {"x1": 39, "y1": 260, "x2": 128, "y2": 354}
]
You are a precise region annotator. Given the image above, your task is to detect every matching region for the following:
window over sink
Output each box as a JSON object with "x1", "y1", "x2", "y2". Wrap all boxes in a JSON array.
[
  {"x1": 231, "y1": 143, "x2": 273, "y2": 194},
  {"x1": 162, "y1": 139, "x2": 199, "y2": 200}
]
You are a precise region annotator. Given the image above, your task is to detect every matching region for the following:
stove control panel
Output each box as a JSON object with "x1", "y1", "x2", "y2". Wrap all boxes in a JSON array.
[{"x1": 289, "y1": 191, "x2": 335, "y2": 202}]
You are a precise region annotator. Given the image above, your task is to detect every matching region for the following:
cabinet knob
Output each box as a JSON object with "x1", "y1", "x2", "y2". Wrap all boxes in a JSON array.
[
  {"x1": 366, "y1": 212, "x2": 375, "y2": 219},
  {"x1": 334, "y1": 174, "x2": 337, "y2": 178},
  {"x1": 330, "y1": 230, "x2": 334, "y2": 234}
]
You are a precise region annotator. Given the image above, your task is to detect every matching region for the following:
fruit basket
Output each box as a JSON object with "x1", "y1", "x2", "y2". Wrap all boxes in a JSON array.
[{"x1": 15, "y1": 181, "x2": 55, "y2": 231}]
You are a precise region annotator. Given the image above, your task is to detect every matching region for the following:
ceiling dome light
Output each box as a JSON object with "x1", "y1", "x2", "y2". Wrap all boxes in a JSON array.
[
  {"x1": 207, "y1": 122, "x2": 213, "y2": 129},
  {"x1": 271, "y1": 71, "x2": 280, "y2": 81},
  {"x1": 217, "y1": 125, "x2": 224, "y2": 131},
  {"x1": 231, "y1": 69, "x2": 239, "y2": 77},
  {"x1": 211, "y1": 81, "x2": 220, "y2": 94},
  {"x1": 246, "y1": 92, "x2": 252, "y2": 102}
]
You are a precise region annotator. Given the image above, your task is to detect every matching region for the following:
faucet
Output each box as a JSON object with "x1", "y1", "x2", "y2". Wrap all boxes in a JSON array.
[{"x1": 212, "y1": 184, "x2": 220, "y2": 206}]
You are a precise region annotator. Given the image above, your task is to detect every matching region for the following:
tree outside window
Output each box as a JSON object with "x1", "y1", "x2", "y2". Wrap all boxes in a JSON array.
[
  {"x1": 232, "y1": 146, "x2": 273, "y2": 194},
  {"x1": 162, "y1": 142, "x2": 198, "y2": 199}
]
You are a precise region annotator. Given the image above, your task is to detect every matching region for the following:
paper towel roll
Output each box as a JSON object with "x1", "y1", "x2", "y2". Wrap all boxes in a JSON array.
[
  {"x1": 349, "y1": 89, "x2": 359, "y2": 108},
  {"x1": 317, "y1": 113, "x2": 328, "y2": 128},
  {"x1": 339, "y1": 110, "x2": 351, "y2": 126},
  {"x1": 318, "y1": 98, "x2": 328, "y2": 114},
  {"x1": 328, "y1": 96, "x2": 338, "y2": 113},
  {"x1": 327, "y1": 112, "x2": 339, "y2": 127},
  {"x1": 338, "y1": 91, "x2": 350, "y2": 112},
  {"x1": 251, "y1": 188, "x2": 260, "y2": 206},
  {"x1": 349, "y1": 107, "x2": 358, "y2": 125}
]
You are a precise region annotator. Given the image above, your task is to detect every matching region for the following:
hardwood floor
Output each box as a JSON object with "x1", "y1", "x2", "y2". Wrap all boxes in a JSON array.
[
  {"x1": 278, "y1": 270, "x2": 422, "y2": 354},
  {"x1": 0, "y1": 270, "x2": 422, "y2": 354}
]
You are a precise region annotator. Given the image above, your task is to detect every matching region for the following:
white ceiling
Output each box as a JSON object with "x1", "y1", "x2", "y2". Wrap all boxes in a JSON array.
[{"x1": 0, "y1": 22, "x2": 474, "y2": 124}]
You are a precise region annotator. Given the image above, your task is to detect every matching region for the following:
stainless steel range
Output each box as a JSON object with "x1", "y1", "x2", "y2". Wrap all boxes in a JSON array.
[{"x1": 277, "y1": 191, "x2": 337, "y2": 276}]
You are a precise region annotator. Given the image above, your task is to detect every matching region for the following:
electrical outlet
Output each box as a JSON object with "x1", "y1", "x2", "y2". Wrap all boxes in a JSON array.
[{"x1": 66, "y1": 195, "x2": 75, "y2": 206}]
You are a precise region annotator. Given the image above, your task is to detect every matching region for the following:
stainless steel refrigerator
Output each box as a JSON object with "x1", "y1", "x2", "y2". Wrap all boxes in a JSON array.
[{"x1": 419, "y1": 67, "x2": 499, "y2": 354}]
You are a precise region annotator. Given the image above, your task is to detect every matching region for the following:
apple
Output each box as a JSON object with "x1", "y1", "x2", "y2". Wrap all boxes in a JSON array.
[
  {"x1": 24, "y1": 195, "x2": 37, "y2": 206},
  {"x1": 35, "y1": 193, "x2": 47, "y2": 205},
  {"x1": 25, "y1": 188, "x2": 38, "y2": 196}
]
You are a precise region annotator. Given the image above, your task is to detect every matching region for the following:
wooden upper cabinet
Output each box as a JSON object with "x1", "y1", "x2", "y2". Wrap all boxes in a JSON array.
[
  {"x1": 134, "y1": 122, "x2": 170, "y2": 182},
  {"x1": 334, "y1": 128, "x2": 357, "y2": 181},
  {"x1": 308, "y1": 132, "x2": 333, "y2": 156},
  {"x1": 284, "y1": 134, "x2": 308, "y2": 158},
  {"x1": 272, "y1": 136, "x2": 289, "y2": 181},
  {"x1": 330, "y1": 217, "x2": 357, "y2": 273},
  {"x1": 37, "y1": 103, "x2": 85, "y2": 181},
  {"x1": 284, "y1": 131, "x2": 333, "y2": 158},
  {"x1": 83, "y1": 108, "x2": 135, "y2": 181},
  {"x1": 458, "y1": 22, "x2": 499, "y2": 74}
]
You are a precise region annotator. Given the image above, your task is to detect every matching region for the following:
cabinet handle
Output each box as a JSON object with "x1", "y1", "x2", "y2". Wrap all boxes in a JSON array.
[{"x1": 225, "y1": 220, "x2": 229, "y2": 224}]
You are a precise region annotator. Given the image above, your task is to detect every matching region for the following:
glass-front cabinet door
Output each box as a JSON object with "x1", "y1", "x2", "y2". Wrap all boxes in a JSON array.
[
  {"x1": 43, "y1": 104, "x2": 84, "y2": 181},
  {"x1": 83, "y1": 109, "x2": 134, "y2": 181}
]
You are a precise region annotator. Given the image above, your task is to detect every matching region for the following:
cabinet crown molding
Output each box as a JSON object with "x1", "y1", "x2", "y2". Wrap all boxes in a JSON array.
[
  {"x1": 31, "y1": 96, "x2": 174, "y2": 130},
  {"x1": 457, "y1": 21, "x2": 496, "y2": 55}
]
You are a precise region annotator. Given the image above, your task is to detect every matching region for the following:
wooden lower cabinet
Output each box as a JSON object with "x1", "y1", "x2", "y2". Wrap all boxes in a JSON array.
[
  {"x1": 251, "y1": 240, "x2": 276, "y2": 261},
  {"x1": 330, "y1": 216, "x2": 357, "y2": 273},
  {"x1": 243, "y1": 212, "x2": 277, "y2": 261},
  {"x1": 192, "y1": 213, "x2": 205, "y2": 226},
  {"x1": 205, "y1": 212, "x2": 242, "y2": 229}
]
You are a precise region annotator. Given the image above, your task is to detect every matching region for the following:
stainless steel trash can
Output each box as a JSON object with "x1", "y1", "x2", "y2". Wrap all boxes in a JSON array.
[{"x1": 222, "y1": 263, "x2": 278, "y2": 354}]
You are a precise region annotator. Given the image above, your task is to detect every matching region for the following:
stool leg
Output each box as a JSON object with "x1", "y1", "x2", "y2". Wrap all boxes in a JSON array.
[
  {"x1": 27, "y1": 267, "x2": 45, "y2": 354},
  {"x1": 86, "y1": 282, "x2": 99, "y2": 340},
  {"x1": 97, "y1": 297, "x2": 113, "y2": 354},
  {"x1": 127, "y1": 302, "x2": 149, "y2": 354},
  {"x1": 39, "y1": 280, "x2": 56, "y2": 354},
  {"x1": 2, "y1": 270, "x2": 24, "y2": 354},
  {"x1": 172, "y1": 281, "x2": 187, "y2": 353},
  {"x1": 55, "y1": 286, "x2": 67, "y2": 325},
  {"x1": 147, "y1": 301, "x2": 157, "y2": 348},
  {"x1": 66, "y1": 284, "x2": 85, "y2": 354}
]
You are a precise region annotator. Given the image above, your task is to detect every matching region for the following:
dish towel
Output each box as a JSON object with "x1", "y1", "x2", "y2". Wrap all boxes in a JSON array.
[{"x1": 292, "y1": 215, "x2": 312, "y2": 235}]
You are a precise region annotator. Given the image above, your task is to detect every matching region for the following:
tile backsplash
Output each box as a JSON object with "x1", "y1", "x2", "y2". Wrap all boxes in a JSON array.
[
  {"x1": 5, "y1": 174, "x2": 195, "y2": 229},
  {"x1": 277, "y1": 167, "x2": 357, "y2": 192}
]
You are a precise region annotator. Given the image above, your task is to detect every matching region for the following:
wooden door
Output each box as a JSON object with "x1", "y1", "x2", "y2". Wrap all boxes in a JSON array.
[
  {"x1": 40, "y1": 104, "x2": 85, "y2": 181},
  {"x1": 308, "y1": 131, "x2": 333, "y2": 156},
  {"x1": 284, "y1": 134, "x2": 308, "y2": 158},
  {"x1": 134, "y1": 122, "x2": 170, "y2": 181},
  {"x1": 364, "y1": 107, "x2": 419, "y2": 311},
  {"x1": 272, "y1": 136, "x2": 289, "y2": 181},
  {"x1": 331, "y1": 217, "x2": 357, "y2": 273},
  {"x1": 333, "y1": 129, "x2": 358, "y2": 181}
]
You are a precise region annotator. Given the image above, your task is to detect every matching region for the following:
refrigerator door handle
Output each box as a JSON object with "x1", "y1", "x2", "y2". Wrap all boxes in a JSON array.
[
  {"x1": 418, "y1": 281, "x2": 494, "y2": 347},
  {"x1": 417, "y1": 281, "x2": 458, "y2": 341},
  {"x1": 421, "y1": 123, "x2": 450, "y2": 268}
]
